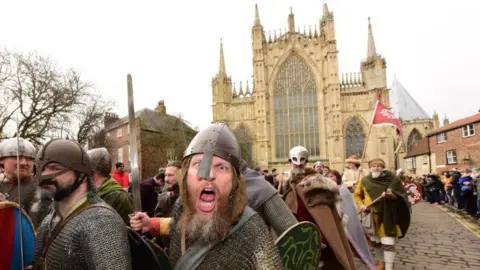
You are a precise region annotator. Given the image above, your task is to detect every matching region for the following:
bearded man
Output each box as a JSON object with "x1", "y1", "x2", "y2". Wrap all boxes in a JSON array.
[
  {"x1": 0, "y1": 138, "x2": 50, "y2": 228},
  {"x1": 280, "y1": 145, "x2": 357, "y2": 270},
  {"x1": 154, "y1": 161, "x2": 182, "y2": 218},
  {"x1": 354, "y1": 158, "x2": 411, "y2": 270},
  {"x1": 130, "y1": 123, "x2": 282, "y2": 269},
  {"x1": 30, "y1": 139, "x2": 131, "y2": 269},
  {"x1": 87, "y1": 147, "x2": 133, "y2": 224}
]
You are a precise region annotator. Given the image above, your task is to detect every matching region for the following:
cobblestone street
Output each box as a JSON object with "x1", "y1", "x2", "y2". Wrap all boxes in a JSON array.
[{"x1": 356, "y1": 202, "x2": 480, "y2": 270}]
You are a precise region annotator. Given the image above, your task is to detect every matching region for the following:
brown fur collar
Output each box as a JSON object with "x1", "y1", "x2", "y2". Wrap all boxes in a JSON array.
[{"x1": 298, "y1": 173, "x2": 343, "y2": 217}]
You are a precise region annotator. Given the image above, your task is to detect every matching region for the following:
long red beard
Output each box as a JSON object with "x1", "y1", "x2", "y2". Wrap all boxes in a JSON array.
[{"x1": 180, "y1": 185, "x2": 232, "y2": 245}]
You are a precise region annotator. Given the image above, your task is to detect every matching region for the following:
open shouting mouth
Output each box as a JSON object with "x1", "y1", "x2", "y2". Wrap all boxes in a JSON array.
[{"x1": 198, "y1": 186, "x2": 217, "y2": 213}]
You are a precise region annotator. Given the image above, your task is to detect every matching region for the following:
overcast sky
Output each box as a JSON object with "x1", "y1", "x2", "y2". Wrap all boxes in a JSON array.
[{"x1": 1, "y1": 0, "x2": 478, "y2": 130}]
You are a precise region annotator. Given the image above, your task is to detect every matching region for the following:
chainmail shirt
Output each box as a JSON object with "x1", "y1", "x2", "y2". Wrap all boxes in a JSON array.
[
  {"x1": 168, "y1": 201, "x2": 283, "y2": 269},
  {"x1": 260, "y1": 193, "x2": 297, "y2": 236},
  {"x1": 0, "y1": 178, "x2": 37, "y2": 211},
  {"x1": 33, "y1": 201, "x2": 132, "y2": 270}
]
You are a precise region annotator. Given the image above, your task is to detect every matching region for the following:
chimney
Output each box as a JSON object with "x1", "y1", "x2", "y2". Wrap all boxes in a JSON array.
[
  {"x1": 155, "y1": 100, "x2": 167, "y2": 115},
  {"x1": 104, "y1": 112, "x2": 119, "y2": 128}
]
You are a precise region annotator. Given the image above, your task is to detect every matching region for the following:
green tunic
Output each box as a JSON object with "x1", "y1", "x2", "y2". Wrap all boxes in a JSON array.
[{"x1": 97, "y1": 177, "x2": 133, "y2": 224}]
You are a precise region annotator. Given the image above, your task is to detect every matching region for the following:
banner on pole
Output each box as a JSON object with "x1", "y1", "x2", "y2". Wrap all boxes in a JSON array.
[{"x1": 371, "y1": 101, "x2": 403, "y2": 135}]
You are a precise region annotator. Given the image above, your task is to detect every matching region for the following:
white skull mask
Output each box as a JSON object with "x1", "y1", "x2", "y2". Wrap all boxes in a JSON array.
[{"x1": 288, "y1": 146, "x2": 309, "y2": 166}]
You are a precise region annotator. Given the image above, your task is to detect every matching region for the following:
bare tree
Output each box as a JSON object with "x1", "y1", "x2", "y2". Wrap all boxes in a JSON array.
[
  {"x1": 0, "y1": 50, "x2": 112, "y2": 146},
  {"x1": 74, "y1": 94, "x2": 113, "y2": 145}
]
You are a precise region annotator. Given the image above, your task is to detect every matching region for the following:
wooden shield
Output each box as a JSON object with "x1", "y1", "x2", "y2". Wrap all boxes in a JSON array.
[
  {"x1": 0, "y1": 201, "x2": 36, "y2": 270},
  {"x1": 403, "y1": 180, "x2": 423, "y2": 205},
  {"x1": 145, "y1": 238, "x2": 172, "y2": 270},
  {"x1": 128, "y1": 228, "x2": 172, "y2": 270},
  {"x1": 275, "y1": 221, "x2": 321, "y2": 270}
]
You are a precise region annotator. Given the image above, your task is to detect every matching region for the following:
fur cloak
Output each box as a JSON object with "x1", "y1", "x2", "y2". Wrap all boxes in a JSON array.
[{"x1": 283, "y1": 168, "x2": 357, "y2": 270}]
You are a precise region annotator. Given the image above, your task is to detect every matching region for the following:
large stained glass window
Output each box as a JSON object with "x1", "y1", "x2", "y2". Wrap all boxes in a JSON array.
[
  {"x1": 234, "y1": 125, "x2": 254, "y2": 167},
  {"x1": 274, "y1": 54, "x2": 319, "y2": 159},
  {"x1": 407, "y1": 129, "x2": 422, "y2": 153},
  {"x1": 345, "y1": 118, "x2": 365, "y2": 158}
]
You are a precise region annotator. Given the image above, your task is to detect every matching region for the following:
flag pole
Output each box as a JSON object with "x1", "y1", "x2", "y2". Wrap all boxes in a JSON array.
[{"x1": 354, "y1": 100, "x2": 379, "y2": 184}]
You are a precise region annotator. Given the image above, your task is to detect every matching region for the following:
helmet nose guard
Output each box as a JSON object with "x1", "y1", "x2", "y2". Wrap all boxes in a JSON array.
[{"x1": 183, "y1": 123, "x2": 242, "y2": 179}]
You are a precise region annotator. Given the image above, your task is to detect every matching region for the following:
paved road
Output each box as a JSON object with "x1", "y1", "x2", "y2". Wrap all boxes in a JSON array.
[{"x1": 355, "y1": 202, "x2": 480, "y2": 270}]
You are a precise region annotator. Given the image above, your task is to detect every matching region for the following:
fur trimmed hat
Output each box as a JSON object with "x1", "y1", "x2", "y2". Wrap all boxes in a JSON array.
[
  {"x1": 345, "y1": 155, "x2": 361, "y2": 164},
  {"x1": 368, "y1": 158, "x2": 386, "y2": 168}
]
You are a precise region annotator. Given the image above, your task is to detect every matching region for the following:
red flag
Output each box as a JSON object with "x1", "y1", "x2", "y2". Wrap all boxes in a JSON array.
[{"x1": 371, "y1": 100, "x2": 402, "y2": 135}]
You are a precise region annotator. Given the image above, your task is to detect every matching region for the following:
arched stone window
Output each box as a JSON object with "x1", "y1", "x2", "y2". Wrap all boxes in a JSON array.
[
  {"x1": 407, "y1": 129, "x2": 422, "y2": 153},
  {"x1": 273, "y1": 54, "x2": 319, "y2": 159},
  {"x1": 234, "y1": 125, "x2": 254, "y2": 167},
  {"x1": 345, "y1": 118, "x2": 365, "y2": 158}
]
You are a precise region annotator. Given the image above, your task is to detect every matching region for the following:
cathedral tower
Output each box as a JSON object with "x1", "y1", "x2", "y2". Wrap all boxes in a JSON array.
[
  {"x1": 211, "y1": 39, "x2": 232, "y2": 123},
  {"x1": 210, "y1": 4, "x2": 423, "y2": 172},
  {"x1": 251, "y1": 4, "x2": 270, "y2": 166},
  {"x1": 361, "y1": 18, "x2": 388, "y2": 101}
]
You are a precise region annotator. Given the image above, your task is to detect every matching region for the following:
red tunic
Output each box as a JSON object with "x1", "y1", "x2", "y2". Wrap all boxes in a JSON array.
[{"x1": 293, "y1": 196, "x2": 327, "y2": 244}]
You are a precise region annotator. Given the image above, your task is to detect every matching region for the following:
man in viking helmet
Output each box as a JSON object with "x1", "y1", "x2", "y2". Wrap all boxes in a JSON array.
[
  {"x1": 280, "y1": 145, "x2": 357, "y2": 270},
  {"x1": 30, "y1": 139, "x2": 131, "y2": 269},
  {"x1": 0, "y1": 138, "x2": 49, "y2": 228},
  {"x1": 130, "y1": 123, "x2": 282, "y2": 269},
  {"x1": 87, "y1": 147, "x2": 133, "y2": 224}
]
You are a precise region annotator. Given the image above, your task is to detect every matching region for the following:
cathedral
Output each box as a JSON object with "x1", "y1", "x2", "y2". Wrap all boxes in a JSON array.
[{"x1": 211, "y1": 4, "x2": 434, "y2": 172}]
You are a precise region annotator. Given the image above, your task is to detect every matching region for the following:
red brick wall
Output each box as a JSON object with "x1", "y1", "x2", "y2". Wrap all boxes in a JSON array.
[
  {"x1": 101, "y1": 118, "x2": 196, "y2": 181},
  {"x1": 105, "y1": 122, "x2": 138, "y2": 177},
  {"x1": 429, "y1": 122, "x2": 480, "y2": 174}
]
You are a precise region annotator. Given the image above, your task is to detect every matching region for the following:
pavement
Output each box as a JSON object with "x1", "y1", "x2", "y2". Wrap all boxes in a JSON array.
[{"x1": 355, "y1": 202, "x2": 480, "y2": 270}]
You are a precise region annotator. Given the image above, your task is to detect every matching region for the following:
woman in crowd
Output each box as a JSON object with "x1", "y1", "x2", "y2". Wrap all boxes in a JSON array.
[{"x1": 327, "y1": 170, "x2": 375, "y2": 270}]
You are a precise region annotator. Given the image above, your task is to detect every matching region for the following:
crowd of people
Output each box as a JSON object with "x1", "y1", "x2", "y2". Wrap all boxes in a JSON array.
[
  {"x1": 0, "y1": 123, "x2": 413, "y2": 270},
  {"x1": 399, "y1": 168, "x2": 480, "y2": 218}
]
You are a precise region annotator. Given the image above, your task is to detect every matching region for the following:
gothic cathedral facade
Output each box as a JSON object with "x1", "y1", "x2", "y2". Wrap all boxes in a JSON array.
[{"x1": 211, "y1": 4, "x2": 429, "y2": 172}]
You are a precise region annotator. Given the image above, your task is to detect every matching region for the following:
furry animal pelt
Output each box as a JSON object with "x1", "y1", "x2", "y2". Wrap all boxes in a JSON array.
[{"x1": 298, "y1": 173, "x2": 344, "y2": 218}]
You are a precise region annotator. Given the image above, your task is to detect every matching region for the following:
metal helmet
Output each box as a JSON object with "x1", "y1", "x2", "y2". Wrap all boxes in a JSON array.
[
  {"x1": 35, "y1": 139, "x2": 92, "y2": 178},
  {"x1": 87, "y1": 148, "x2": 112, "y2": 178},
  {"x1": 183, "y1": 123, "x2": 242, "y2": 178},
  {"x1": 288, "y1": 145, "x2": 309, "y2": 165},
  {"x1": 0, "y1": 137, "x2": 37, "y2": 160}
]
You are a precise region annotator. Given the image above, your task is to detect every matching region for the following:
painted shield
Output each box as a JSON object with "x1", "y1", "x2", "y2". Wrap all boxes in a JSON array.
[
  {"x1": 275, "y1": 221, "x2": 321, "y2": 269},
  {"x1": 403, "y1": 180, "x2": 423, "y2": 205},
  {"x1": 0, "y1": 201, "x2": 36, "y2": 270},
  {"x1": 128, "y1": 228, "x2": 172, "y2": 270},
  {"x1": 145, "y1": 238, "x2": 172, "y2": 270}
]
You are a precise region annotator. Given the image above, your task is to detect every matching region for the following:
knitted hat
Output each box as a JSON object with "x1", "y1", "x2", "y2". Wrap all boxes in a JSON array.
[
  {"x1": 345, "y1": 155, "x2": 361, "y2": 165},
  {"x1": 368, "y1": 158, "x2": 386, "y2": 168}
]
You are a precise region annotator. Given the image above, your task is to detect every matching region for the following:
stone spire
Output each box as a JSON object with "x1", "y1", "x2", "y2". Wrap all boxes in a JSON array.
[
  {"x1": 254, "y1": 4, "x2": 261, "y2": 26},
  {"x1": 443, "y1": 114, "x2": 450, "y2": 126},
  {"x1": 219, "y1": 38, "x2": 226, "y2": 76},
  {"x1": 367, "y1": 17, "x2": 377, "y2": 58},
  {"x1": 433, "y1": 110, "x2": 440, "y2": 129},
  {"x1": 288, "y1": 7, "x2": 295, "y2": 33},
  {"x1": 323, "y1": 3, "x2": 329, "y2": 16}
]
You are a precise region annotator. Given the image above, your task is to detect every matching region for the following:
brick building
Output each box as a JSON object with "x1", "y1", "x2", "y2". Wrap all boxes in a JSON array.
[
  {"x1": 89, "y1": 100, "x2": 197, "y2": 180},
  {"x1": 426, "y1": 112, "x2": 480, "y2": 174},
  {"x1": 403, "y1": 137, "x2": 431, "y2": 176}
]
